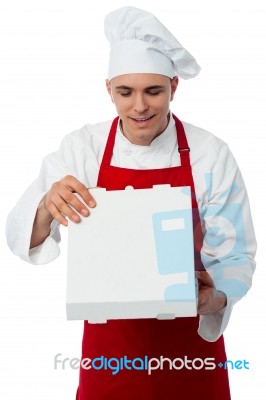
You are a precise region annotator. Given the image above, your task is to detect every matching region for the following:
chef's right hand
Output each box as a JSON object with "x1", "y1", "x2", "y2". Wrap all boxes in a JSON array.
[{"x1": 42, "y1": 175, "x2": 96, "y2": 226}]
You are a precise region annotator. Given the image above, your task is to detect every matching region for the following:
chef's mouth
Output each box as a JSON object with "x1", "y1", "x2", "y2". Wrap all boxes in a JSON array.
[{"x1": 130, "y1": 115, "x2": 156, "y2": 122}]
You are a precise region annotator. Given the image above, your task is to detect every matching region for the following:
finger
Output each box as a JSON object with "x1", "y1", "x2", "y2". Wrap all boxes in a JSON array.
[
  {"x1": 197, "y1": 286, "x2": 214, "y2": 314},
  {"x1": 47, "y1": 201, "x2": 68, "y2": 226},
  {"x1": 49, "y1": 182, "x2": 89, "y2": 216},
  {"x1": 64, "y1": 176, "x2": 96, "y2": 207},
  {"x1": 196, "y1": 271, "x2": 214, "y2": 287},
  {"x1": 197, "y1": 294, "x2": 206, "y2": 314},
  {"x1": 197, "y1": 288, "x2": 226, "y2": 315},
  {"x1": 46, "y1": 192, "x2": 82, "y2": 223},
  {"x1": 77, "y1": 185, "x2": 96, "y2": 208},
  {"x1": 58, "y1": 188, "x2": 91, "y2": 217}
]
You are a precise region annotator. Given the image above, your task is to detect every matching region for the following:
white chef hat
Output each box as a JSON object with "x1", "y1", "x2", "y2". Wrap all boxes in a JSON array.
[{"x1": 104, "y1": 6, "x2": 201, "y2": 80}]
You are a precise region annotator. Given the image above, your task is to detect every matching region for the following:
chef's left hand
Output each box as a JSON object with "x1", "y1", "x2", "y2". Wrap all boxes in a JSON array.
[{"x1": 197, "y1": 271, "x2": 227, "y2": 315}]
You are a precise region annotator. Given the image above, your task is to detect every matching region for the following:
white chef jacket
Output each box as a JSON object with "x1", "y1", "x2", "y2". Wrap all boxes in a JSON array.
[{"x1": 6, "y1": 113, "x2": 256, "y2": 342}]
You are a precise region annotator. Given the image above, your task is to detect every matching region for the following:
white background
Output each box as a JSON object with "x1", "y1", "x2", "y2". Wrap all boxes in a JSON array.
[{"x1": 0, "y1": 0, "x2": 265, "y2": 398}]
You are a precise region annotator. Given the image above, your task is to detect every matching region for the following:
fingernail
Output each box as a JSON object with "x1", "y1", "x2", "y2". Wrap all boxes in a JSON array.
[
  {"x1": 81, "y1": 208, "x2": 89, "y2": 216},
  {"x1": 72, "y1": 215, "x2": 80, "y2": 222},
  {"x1": 89, "y1": 201, "x2": 95, "y2": 207}
]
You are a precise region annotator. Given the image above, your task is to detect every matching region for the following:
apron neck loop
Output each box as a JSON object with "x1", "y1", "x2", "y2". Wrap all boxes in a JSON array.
[{"x1": 101, "y1": 114, "x2": 191, "y2": 168}]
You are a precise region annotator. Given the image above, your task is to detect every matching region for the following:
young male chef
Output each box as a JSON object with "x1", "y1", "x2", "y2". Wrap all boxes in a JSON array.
[{"x1": 6, "y1": 6, "x2": 256, "y2": 400}]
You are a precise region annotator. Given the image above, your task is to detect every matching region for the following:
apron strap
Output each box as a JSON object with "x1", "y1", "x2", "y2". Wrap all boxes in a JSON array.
[
  {"x1": 172, "y1": 114, "x2": 191, "y2": 167},
  {"x1": 100, "y1": 116, "x2": 119, "y2": 167},
  {"x1": 101, "y1": 115, "x2": 191, "y2": 167}
]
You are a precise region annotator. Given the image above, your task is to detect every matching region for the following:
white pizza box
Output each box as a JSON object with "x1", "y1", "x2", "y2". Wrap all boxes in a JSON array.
[{"x1": 66, "y1": 184, "x2": 197, "y2": 323}]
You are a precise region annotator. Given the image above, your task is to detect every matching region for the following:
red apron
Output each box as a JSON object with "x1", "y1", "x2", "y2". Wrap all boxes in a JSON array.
[{"x1": 76, "y1": 115, "x2": 231, "y2": 399}]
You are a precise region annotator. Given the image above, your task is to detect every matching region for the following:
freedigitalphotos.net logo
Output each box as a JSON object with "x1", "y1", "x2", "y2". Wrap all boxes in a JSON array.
[{"x1": 54, "y1": 354, "x2": 250, "y2": 375}]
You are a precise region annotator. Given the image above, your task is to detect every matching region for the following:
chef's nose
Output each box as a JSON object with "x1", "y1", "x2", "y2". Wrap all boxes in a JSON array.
[{"x1": 134, "y1": 94, "x2": 149, "y2": 114}]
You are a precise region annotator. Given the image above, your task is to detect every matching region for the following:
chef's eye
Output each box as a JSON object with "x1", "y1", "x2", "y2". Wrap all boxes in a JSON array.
[
  {"x1": 147, "y1": 91, "x2": 161, "y2": 96},
  {"x1": 120, "y1": 92, "x2": 131, "y2": 97}
]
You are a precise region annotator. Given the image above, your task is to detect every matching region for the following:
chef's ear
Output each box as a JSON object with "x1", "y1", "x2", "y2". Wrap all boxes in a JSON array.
[
  {"x1": 105, "y1": 79, "x2": 114, "y2": 103},
  {"x1": 170, "y1": 76, "x2": 179, "y2": 101}
]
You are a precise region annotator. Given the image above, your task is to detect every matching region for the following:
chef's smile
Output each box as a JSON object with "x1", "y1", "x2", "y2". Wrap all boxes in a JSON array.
[{"x1": 129, "y1": 114, "x2": 156, "y2": 127}]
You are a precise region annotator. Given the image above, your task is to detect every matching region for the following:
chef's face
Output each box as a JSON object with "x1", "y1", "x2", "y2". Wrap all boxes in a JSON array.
[{"x1": 106, "y1": 73, "x2": 178, "y2": 146}]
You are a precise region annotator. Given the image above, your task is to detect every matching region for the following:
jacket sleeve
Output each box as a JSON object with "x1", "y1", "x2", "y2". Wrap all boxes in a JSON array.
[
  {"x1": 197, "y1": 142, "x2": 257, "y2": 341},
  {"x1": 5, "y1": 123, "x2": 94, "y2": 265},
  {"x1": 5, "y1": 151, "x2": 68, "y2": 264},
  {"x1": 6, "y1": 121, "x2": 108, "y2": 265}
]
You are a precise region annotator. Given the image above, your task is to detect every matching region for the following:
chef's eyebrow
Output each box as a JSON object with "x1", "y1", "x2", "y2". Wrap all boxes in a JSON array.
[{"x1": 114, "y1": 85, "x2": 166, "y2": 90}]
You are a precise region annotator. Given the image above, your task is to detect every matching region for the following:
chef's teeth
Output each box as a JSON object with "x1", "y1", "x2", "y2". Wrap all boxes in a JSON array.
[{"x1": 134, "y1": 117, "x2": 151, "y2": 121}]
